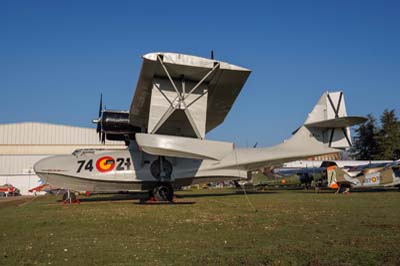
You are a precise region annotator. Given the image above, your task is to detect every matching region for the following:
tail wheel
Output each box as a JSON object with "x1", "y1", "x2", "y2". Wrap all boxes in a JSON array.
[
  {"x1": 336, "y1": 185, "x2": 350, "y2": 194},
  {"x1": 153, "y1": 184, "x2": 174, "y2": 202}
]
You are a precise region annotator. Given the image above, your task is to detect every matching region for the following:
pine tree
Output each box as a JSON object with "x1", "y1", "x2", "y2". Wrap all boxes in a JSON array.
[
  {"x1": 351, "y1": 114, "x2": 379, "y2": 160},
  {"x1": 376, "y1": 109, "x2": 400, "y2": 160}
]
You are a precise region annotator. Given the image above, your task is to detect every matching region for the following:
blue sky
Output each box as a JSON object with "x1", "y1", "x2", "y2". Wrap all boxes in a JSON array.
[{"x1": 1, "y1": 0, "x2": 399, "y2": 147}]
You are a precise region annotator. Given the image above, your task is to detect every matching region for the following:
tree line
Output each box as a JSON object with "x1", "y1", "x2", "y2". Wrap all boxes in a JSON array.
[{"x1": 351, "y1": 109, "x2": 400, "y2": 160}]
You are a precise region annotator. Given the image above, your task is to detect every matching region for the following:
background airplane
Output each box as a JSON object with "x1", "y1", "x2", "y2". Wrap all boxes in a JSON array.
[
  {"x1": 259, "y1": 160, "x2": 400, "y2": 191},
  {"x1": 326, "y1": 162, "x2": 400, "y2": 192}
]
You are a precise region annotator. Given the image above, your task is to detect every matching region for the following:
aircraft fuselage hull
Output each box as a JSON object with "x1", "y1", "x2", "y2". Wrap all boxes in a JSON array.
[{"x1": 34, "y1": 148, "x2": 247, "y2": 193}]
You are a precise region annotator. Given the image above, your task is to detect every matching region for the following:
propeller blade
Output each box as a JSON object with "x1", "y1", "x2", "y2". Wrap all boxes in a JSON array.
[
  {"x1": 96, "y1": 94, "x2": 103, "y2": 134},
  {"x1": 101, "y1": 132, "x2": 106, "y2": 144},
  {"x1": 96, "y1": 122, "x2": 101, "y2": 134},
  {"x1": 98, "y1": 93, "x2": 103, "y2": 117}
]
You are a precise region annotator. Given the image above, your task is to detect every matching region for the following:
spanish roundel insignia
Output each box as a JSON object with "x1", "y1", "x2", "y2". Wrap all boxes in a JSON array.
[
  {"x1": 372, "y1": 177, "x2": 377, "y2": 183},
  {"x1": 96, "y1": 156, "x2": 115, "y2": 172}
]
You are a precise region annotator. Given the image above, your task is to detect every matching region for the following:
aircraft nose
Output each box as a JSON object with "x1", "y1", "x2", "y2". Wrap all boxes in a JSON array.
[
  {"x1": 34, "y1": 155, "x2": 75, "y2": 187},
  {"x1": 33, "y1": 155, "x2": 70, "y2": 175},
  {"x1": 33, "y1": 156, "x2": 51, "y2": 174},
  {"x1": 33, "y1": 156, "x2": 55, "y2": 180}
]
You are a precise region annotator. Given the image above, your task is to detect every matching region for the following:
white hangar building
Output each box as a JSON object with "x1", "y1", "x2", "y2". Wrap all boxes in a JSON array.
[{"x1": 0, "y1": 122, "x2": 125, "y2": 195}]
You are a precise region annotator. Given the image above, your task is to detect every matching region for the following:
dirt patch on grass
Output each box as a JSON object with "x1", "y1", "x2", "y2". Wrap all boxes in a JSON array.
[{"x1": 0, "y1": 196, "x2": 35, "y2": 209}]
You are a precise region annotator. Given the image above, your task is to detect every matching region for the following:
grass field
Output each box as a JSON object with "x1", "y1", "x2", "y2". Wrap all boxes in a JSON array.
[{"x1": 1, "y1": 189, "x2": 399, "y2": 266}]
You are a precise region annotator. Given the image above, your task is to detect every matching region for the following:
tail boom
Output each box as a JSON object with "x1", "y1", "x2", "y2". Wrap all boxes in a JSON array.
[{"x1": 225, "y1": 91, "x2": 367, "y2": 171}]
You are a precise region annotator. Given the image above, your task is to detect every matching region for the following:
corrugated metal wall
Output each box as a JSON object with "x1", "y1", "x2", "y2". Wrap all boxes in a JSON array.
[
  {"x1": 0, "y1": 155, "x2": 47, "y2": 175},
  {"x1": 0, "y1": 122, "x2": 125, "y2": 155},
  {"x1": 0, "y1": 122, "x2": 126, "y2": 194},
  {"x1": 0, "y1": 156, "x2": 46, "y2": 195},
  {"x1": 0, "y1": 122, "x2": 122, "y2": 145}
]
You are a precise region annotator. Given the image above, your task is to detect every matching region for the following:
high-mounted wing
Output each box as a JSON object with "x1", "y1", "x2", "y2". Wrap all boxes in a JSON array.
[{"x1": 129, "y1": 52, "x2": 251, "y2": 139}]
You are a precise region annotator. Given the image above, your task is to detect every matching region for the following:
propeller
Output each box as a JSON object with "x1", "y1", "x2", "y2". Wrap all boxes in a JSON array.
[
  {"x1": 96, "y1": 94, "x2": 102, "y2": 134},
  {"x1": 93, "y1": 94, "x2": 106, "y2": 144}
]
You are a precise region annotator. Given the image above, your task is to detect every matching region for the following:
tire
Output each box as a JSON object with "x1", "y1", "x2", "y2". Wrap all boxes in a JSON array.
[
  {"x1": 62, "y1": 191, "x2": 77, "y2": 202},
  {"x1": 153, "y1": 184, "x2": 174, "y2": 202}
]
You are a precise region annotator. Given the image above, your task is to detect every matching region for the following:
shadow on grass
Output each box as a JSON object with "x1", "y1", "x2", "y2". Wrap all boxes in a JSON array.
[
  {"x1": 176, "y1": 190, "x2": 277, "y2": 199},
  {"x1": 54, "y1": 193, "x2": 197, "y2": 205},
  {"x1": 277, "y1": 187, "x2": 400, "y2": 194},
  {"x1": 347, "y1": 187, "x2": 400, "y2": 193},
  {"x1": 134, "y1": 201, "x2": 195, "y2": 205},
  {"x1": 54, "y1": 189, "x2": 310, "y2": 204},
  {"x1": 57, "y1": 193, "x2": 148, "y2": 203}
]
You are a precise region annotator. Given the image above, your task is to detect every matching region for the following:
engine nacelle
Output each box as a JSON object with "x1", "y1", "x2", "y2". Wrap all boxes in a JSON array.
[{"x1": 99, "y1": 110, "x2": 141, "y2": 141}]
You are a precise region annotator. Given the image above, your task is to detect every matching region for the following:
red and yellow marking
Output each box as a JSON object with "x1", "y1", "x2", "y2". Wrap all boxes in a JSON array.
[
  {"x1": 371, "y1": 177, "x2": 377, "y2": 182},
  {"x1": 96, "y1": 156, "x2": 115, "y2": 172},
  {"x1": 327, "y1": 166, "x2": 337, "y2": 171},
  {"x1": 329, "y1": 182, "x2": 339, "y2": 189}
]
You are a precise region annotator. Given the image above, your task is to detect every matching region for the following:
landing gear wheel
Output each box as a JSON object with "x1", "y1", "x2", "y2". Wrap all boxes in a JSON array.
[
  {"x1": 62, "y1": 191, "x2": 77, "y2": 204},
  {"x1": 336, "y1": 185, "x2": 350, "y2": 194},
  {"x1": 153, "y1": 184, "x2": 174, "y2": 202}
]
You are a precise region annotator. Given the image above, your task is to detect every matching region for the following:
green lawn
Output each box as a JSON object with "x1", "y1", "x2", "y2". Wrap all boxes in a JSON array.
[{"x1": 1, "y1": 189, "x2": 399, "y2": 266}]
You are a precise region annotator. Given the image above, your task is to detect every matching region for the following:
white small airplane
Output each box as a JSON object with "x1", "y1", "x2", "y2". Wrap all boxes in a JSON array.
[
  {"x1": 34, "y1": 52, "x2": 366, "y2": 202},
  {"x1": 274, "y1": 160, "x2": 397, "y2": 179},
  {"x1": 262, "y1": 160, "x2": 399, "y2": 189},
  {"x1": 326, "y1": 162, "x2": 400, "y2": 191}
]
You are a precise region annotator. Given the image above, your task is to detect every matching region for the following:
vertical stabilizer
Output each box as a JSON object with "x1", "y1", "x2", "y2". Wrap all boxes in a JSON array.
[
  {"x1": 305, "y1": 91, "x2": 347, "y2": 124},
  {"x1": 299, "y1": 91, "x2": 367, "y2": 149},
  {"x1": 326, "y1": 165, "x2": 345, "y2": 188}
]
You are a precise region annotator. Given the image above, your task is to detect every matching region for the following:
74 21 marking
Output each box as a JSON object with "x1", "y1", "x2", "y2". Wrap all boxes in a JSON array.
[{"x1": 76, "y1": 157, "x2": 131, "y2": 173}]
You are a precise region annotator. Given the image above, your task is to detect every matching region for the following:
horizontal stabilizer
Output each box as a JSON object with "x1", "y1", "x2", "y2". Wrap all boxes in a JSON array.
[
  {"x1": 298, "y1": 91, "x2": 367, "y2": 149},
  {"x1": 305, "y1": 116, "x2": 367, "y2": 128},
  {"x1": 136, "y1": 133, "x2": 233, "y2": 160}
]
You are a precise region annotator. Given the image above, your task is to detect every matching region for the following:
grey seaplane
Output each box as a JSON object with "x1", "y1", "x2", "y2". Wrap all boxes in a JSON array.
[{"x1": 34, "y1": 52, "x2": 366, "y2": 202}]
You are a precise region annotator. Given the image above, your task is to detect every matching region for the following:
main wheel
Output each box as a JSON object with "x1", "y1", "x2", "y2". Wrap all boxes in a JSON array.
[
  {"x1": 62, "y1": 191, "x2": 77, "y2": 203},
  {"x1": 153, "y1": 184, "x2": 174, "y2": 202}
]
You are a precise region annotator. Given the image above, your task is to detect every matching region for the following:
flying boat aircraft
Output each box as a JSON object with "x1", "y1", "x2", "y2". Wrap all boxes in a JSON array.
[{"x1": 34, "y1": 52, "x2": 367, "y2": 202}]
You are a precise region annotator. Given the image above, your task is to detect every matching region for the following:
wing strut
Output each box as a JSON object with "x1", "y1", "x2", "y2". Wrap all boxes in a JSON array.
[{"x1": 150, "y1": 55, "x2": 220, "y2": 139}]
